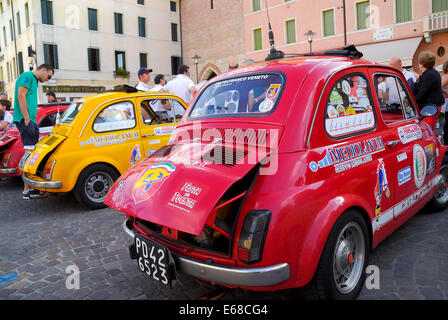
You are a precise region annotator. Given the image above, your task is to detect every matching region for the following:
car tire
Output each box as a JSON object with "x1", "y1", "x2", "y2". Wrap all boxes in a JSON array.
[
  {"x1": 74, "y1": 163, "x2": 120, "y2": 210},
  {"x1": 302, "y1": 210, "x2": 370, "y2": 300},
  {"x1": 427, "y1": 154, "x2": 448, "y2": 211}
]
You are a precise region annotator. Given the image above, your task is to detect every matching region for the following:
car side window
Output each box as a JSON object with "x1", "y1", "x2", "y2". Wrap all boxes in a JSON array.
[
  {"x1": 38, "y1": 112, "x2": 59, "y2": 134},
  {"x1": 141, "y1": 98, "x2": 186, "y2": 125},
  {"x1": 93, "y1": 101, "x2": 136, "y2": 132},
  {"x1": 373, "y1": 74, "x2": 417, "y2": 125},
  {"x1": 324, "y1": 73, "x2": 376, "y2": 138}
]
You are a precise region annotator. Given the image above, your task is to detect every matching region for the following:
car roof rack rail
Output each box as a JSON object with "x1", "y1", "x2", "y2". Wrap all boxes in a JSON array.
[
  {"x1": 103, "y1": 84, "x2": 139, "y2": 94},
  {"x1": 305, "y1": 45, "x2": 363, "y2": 59}
]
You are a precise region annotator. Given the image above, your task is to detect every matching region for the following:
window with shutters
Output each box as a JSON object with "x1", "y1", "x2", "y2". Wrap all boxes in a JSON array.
[
  {"x1": 41, "y1": 0, "x2": 53, "y2": 25},
  {"x1": 396, "y1": 0, "x2": 412, "y2": 23},
  {"x1": 285, "y1": 19, "x2": 296, "y2": 44},
  {"x1": 88, "y1": 48, "x2": 100, "y2": 71},
  {"x1": 88, "y1": 8, "x2": 98, "y2": 31},
  {"x1": 323, "y1": 9, "x2": 335, "y2": 37},
  {"x1": 252, "y1": 0, "x2": 261, "y2": 12},
  {"x1": 44, "y1": 44, "x2": 59, "y2": 69},
  {"x1": 356, "y1": 1, "x2": 370, "y2": 30},
  {"x1": 114, "y1": 13, "x2": 123, "y2": 34},
  {"x1": 138, "y1": 17, "x2": 146, "y2": 37},
  {"x1": 253, "y1": 28, "x2": 262, "y2": 51},
  {"x1": 433, "y1": 0, "x2": 448, "y2": 13}
]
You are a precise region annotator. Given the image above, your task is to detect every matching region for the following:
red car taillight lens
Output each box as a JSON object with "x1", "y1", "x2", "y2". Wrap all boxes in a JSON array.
[
  {"x1": 2, "y1": 153, "x2": 11, "y2": 167},
  {"x1": 43, "y1": 160, "x2": 56, "y2": 181},
  {"x1": 237, "y1": 210, "x2": 271, "y2": 264}
]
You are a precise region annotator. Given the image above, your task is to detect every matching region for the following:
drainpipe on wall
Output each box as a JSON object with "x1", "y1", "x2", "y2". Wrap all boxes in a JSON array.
[{"x1": 179, "y1": 0, "x2": 184, "y2": 65}]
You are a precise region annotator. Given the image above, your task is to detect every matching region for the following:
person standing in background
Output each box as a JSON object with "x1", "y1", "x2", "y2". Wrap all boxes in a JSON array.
[{"x1": 13, "y1": 64, "x2": 54, "y2": 199}]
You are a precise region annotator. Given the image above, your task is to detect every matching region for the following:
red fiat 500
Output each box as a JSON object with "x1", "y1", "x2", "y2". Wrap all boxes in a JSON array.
[
  {"x1": 0, "y1": 102, "x2": 69, "y2": 178},
  {"x1": 105, "y1": 49, "x2": 448, "y2": 299}
]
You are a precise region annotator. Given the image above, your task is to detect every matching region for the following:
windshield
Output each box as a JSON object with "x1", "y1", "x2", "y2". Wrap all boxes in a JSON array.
[
  {"x1": 61, "y1": 102, "x2": 83, "y2": 123},
  {"x1": 189, "y1": 73, "x2": 284, "y2": 119}
]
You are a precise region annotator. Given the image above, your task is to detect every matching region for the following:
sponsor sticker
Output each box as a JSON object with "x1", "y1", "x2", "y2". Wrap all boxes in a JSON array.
[
  {"x1": 168, "y1": 182, "x2": 203, "y2": 213},
  {"x1": 129, "y1": 144, "x2": 142, "y2": 165},
  {"x1": 413, "y1": 144, "x2": 427, "y2": 188},
  {"x1": 398, "y1": 166, "x2": 411, "y2": 186},
  {"x1": 398, "y1": 124, "x2": 422, "y2": 144},
  {"x1": 266, "y1": 84, "x2": 281, "y2": 100},
  {"x1": 396, "y1": 152, "x2": 407, "y2": 162}
]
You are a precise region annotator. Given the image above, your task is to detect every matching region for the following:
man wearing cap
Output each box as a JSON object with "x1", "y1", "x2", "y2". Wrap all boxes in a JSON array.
[{"x1": 136, "y1": 67, "x2": 153, "y2": 91}]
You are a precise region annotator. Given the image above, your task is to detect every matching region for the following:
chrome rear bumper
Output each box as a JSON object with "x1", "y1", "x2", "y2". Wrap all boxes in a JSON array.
[
  {"x1": 22, "y1": 174, "x2": 62, "y2": 189},
  {"x1": 122, "y1": 219, "x2": 290, "y2": 287},
  {"x1": 0, "y1": 168, "x2": 16, "y2": 174}
]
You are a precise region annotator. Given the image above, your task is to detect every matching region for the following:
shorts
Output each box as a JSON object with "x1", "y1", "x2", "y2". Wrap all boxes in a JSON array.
[{"x1": 15, "y1": 120, "x2": 39, "y2": 150}]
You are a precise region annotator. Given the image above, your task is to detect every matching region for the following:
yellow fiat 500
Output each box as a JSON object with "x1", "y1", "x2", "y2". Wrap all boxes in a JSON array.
[{"x1": 20, "y1": 86, "x2": 187, "y2": 209}]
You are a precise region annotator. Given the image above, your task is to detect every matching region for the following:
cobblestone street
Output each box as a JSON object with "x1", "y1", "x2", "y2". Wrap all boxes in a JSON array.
[{"x1": 1, "y1": 178, "x2": 447, "y2": 300}]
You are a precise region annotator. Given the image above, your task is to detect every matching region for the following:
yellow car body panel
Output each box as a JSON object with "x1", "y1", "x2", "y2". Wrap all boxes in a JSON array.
[{"x1": 21, "y1": 90, "x2": 187, "y2": 196}]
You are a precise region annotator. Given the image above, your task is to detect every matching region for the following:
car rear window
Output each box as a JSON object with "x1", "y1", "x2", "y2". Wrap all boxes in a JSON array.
[
  {"x1": 324, "y1": 73, "x2": 376, "y2": 138},
  {"x1": 61, "y1": 102, "x2": 83, "y2": 124},
  {"x1": 189, "y1": 73, "x2": 284, "y2": 119}
]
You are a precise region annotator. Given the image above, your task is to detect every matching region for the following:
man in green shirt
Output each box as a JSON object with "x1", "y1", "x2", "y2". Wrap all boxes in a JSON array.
[{"x1": 13, "y1": 64, "x2": 54, "y2": 199}]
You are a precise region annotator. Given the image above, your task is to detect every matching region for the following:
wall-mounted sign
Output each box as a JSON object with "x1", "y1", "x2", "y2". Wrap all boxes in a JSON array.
[
  {"x1": 374, "y1": 27, "x2": 393, "y2": 41},
  {"x1": 43, "y1": 85, "x2": 106, "y2": 93}
]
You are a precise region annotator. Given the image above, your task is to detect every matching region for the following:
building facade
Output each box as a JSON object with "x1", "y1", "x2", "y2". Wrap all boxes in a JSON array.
[
  {"x1": 245, "y1": 0, "x2": 448, "y2": 71},
  {"x1": 0, "y1": 0, "x2": 181, "y2": 103},
  {"x1": 180, "y1": 0, "x2": 245, "y2": 83}
]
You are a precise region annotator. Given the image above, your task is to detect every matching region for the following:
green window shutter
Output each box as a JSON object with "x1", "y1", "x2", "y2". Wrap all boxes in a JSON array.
[
  {"x1": 253, "y1": 28, "x2": 262, "y2": 51},
  {"x1": 88, "y1": 8, "x2": 98, "y2": 31},
  {"x1": 140, "y1": 53, "x2": 147, "y2": 68},
  {"x1": 396, "y1": 0, "x2": 412, "y2": 23},
  {"x1": 323, "y1": 9, "x2": 335, "y2": 36},
  {"x1": 138, "y1": 17, "x2": 146, "y2": 37},
  {"x1": 53, "y1": 45, "x2": 59, "y2": 69},
  {"x1": 356, "y1": 1, "x2": 370, "y2": 30},
  {"x1": 433, "y1": 0, "x2": 448, "y2": 13},
  {"x1": 286, "y1": 19, "x2": 296, "y2": 44},
  {"x1": 115, "y1": 13, "x2": 123, "y2": 34},
  {"x1": 252, "y1": 0, "x2": 261, "y2": 12}
]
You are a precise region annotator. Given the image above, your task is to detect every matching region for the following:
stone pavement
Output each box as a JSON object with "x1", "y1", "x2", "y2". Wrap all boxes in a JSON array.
[{"x1": 1, "y1": 178, "x2": 447, "y2": 300}]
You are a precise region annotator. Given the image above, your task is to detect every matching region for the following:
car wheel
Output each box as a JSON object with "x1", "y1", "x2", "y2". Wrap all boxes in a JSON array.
[
  {"x1": 74, "y1": 164, "x2": 120, "y2": 209},
  {"x1": 302, "y1": 210, "x2": 370, "y2": 300},
  {"x1": 428, "y1": 156, "x2": 448, "y2": 211}
]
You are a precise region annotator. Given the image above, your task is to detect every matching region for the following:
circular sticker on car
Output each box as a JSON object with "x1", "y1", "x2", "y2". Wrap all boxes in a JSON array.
[
  {"x1": 337, "y1": 105, "x2": 346, "y2": 116},
  {"x1": 258, "y1": 99, "x2": 274, "y2": 112},
  {"x1": 327, "y1": 105, "x2": 337, "y2": 118},
  {"x1": 345, "y1": 107, "x2": 356, "y2": 115},
  {"x1": 342, "y1": 80, "x2": 351, "y2": 95},
  {"x1": 413, "y1": 144, "x2": 427, "y2": 188}
]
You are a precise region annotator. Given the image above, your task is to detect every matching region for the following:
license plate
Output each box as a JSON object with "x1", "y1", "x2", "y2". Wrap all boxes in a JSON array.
[
  {"x1": 134, "y1": 234, "x2": 176, "y2": 286},
  {"x1": 18, "y1": 151, "x2": 31, "y2": 170}
]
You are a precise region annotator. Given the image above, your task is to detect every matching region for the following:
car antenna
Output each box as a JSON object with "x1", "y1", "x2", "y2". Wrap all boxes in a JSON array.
[{"x1": 264, "y1": 0, "x2": 284, "y2": 61}]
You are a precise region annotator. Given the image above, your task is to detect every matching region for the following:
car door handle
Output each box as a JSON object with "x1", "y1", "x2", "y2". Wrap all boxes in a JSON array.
[
  {"x1": 142, "y1": 133, "x2": 155, "y2": 137},
  {"x1": 386, "y1": 140, "x2": 401, "y2": 147}
]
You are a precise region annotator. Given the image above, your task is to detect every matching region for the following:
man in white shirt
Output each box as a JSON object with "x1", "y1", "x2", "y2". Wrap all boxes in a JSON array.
[
  {"x1": 0, "y1": 99, "x2": 14, "y2": 135},
  {"x1": 162, "y1": 65, "x2": 197, "y2": 105},
  {"x1": 151, "y1": 74, "x2": 185, "y2": 119},
  {"x1": 135, "y1": 67, "x2": 153, "y2": 91}
]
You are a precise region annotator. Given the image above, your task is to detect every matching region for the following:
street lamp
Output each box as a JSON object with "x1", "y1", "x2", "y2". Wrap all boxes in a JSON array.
[
  {"x1": 304, "y1": 30, "x2": 316, "y2": 53},
  {"x1": 192, "y1": 54, "x2": 201, "y2": 83}
]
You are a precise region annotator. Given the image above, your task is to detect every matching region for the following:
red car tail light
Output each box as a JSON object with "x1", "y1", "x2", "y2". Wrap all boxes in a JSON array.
[
  {"x1": 238, "y1": 210, "x2": 271, "y2": 264},
  {"x1": 2, "y1": 153, "x2": 11, "y2": 168},
  {"x1": 43, "y1": 160, "x2": 56, "y2": 181}
]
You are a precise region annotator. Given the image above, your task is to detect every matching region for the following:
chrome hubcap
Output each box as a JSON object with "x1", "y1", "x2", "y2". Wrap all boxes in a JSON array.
[
  {"x1": 333, "y1": 222, "x2": 365, "y2": 294},
  {"x1": 435, "y1": 165, "x2": 448, "y2": 205},
  {"x1": 85, "y1": 172, "x2": 113, "y2": 203}
]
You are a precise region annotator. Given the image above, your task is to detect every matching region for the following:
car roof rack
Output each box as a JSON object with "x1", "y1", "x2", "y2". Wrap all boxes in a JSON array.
[
  {"x1": 103, "y1": 84, "x2": 139, "y2": 94},
  {"x1": 284, "y1": 45, "x2": 364, "y2": 59}
]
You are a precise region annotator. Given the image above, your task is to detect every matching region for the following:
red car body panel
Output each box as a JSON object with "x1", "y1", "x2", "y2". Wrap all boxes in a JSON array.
[
  {"x1": 0, "y1": 103, "x2": 70, "y2": 177},
  {"x1": 105, "y1": 55, "x2": 447, "y2": 291}
]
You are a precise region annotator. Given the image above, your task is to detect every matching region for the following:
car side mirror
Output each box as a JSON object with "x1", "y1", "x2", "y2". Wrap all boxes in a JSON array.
[{"x1": 419, "y1": 105, "x2": 438, "y2": 119}]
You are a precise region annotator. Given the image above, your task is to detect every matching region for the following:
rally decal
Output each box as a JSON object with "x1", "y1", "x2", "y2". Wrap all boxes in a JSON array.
[
  {"x1": 425, "y1": 143, "x2": 436, "y2": 175},
  {"x1": 129, "y1": 144, "x2": 142, "y2": 165},
  {"x1": 374, "y1": 159, "x2": 390, "y2": 218},
  {"x1": 80, "y1": 131, "x2": 139, "y2": 147},
  {"x1": 132, "y1": 162, "x2": 176, "y2": 204},
  {"x1": 309, "y1": 137, "x2": 385, "y2": 173},
  {"x1": 168, "y1": 182, "x2": 202, "y2": 213},
  {"x1": 398, "y1": 166, "x2": 411, "y2": 186},
  {"x1": 373, "y1": 175, "x2": 439, "y2": 233},
  {"x1": 413, "y1": 144, "x2": 426, "y2": 188},
  {"x1": 325, "y1": 111, "x2": 375, "y2": 137},
  {"x1": 396, "y1": 152, "x2": 407, "y2": 162},
  {"x1": 154, "y1": 126, "x2": 176, "y2": 136},
  {"x1": 398, "y1": 124, "x2": 422, "y2": 144}
]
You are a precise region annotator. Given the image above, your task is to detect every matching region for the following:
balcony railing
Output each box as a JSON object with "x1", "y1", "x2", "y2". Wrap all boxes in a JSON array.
[{"x1": 424, "y1": 10, "x2": 448, "y2": 42}]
